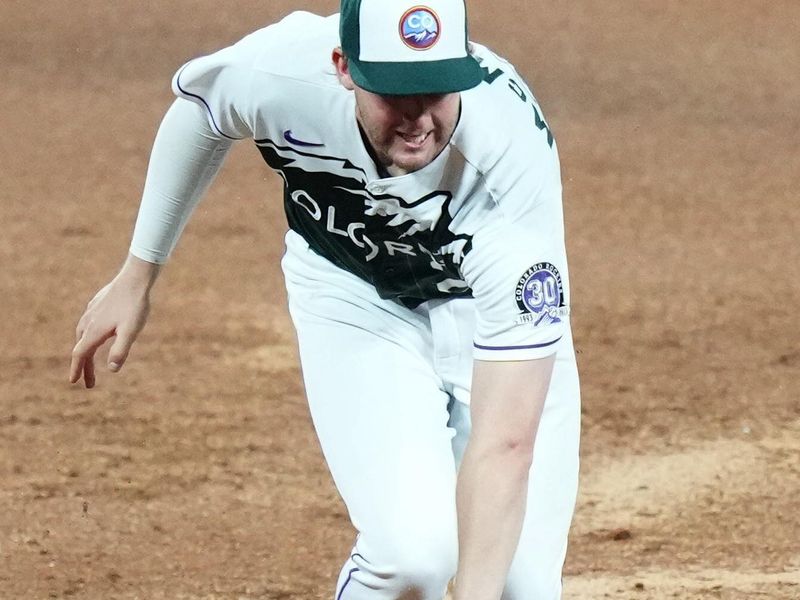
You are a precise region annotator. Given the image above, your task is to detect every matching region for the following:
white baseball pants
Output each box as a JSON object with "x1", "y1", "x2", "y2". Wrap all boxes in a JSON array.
[{"x1": 282, "y1": 231, "x2": 580, "y2": 600}]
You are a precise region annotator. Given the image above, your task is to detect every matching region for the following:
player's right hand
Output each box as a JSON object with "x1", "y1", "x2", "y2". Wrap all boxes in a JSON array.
[{"x1": 70, "y1": 256, "x2": 159, "y2": 388}]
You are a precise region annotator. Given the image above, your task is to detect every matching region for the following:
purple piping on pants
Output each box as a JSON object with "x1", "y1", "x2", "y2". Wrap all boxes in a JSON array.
[{"x1": 336, "y1": 553, "x2": 369, "y2": 600}]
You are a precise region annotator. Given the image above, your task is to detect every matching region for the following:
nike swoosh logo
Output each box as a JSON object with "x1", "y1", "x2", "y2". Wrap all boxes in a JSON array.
[{"x1": 283, "y1": 129, "x2": 325, "y2": 148}]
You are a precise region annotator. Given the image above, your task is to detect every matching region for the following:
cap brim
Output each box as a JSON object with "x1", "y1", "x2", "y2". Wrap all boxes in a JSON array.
[{"x1": 348, "y1": 55, "x2": 484, "y2": 96}]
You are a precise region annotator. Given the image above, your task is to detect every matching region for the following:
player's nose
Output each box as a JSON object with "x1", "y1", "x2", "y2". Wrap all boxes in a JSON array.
[{"x1": 394, "y1": 95, "x2": 437, "y2": 121}]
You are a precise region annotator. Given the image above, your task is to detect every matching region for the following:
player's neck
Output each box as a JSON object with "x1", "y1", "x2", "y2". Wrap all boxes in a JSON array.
[{"x1": 357, "y1": 125, "x2": 394, "y2": 178}]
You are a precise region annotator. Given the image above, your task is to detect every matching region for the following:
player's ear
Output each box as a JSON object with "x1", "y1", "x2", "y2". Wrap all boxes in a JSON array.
[{"x1": 332, "y1": 47, "x2": 355, "y2": 91}]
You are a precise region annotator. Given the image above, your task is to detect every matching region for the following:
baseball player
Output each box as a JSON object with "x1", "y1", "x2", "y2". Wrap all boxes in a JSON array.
[{"x1": 69, "y1": 1, "x2": 581, "y2": 598}]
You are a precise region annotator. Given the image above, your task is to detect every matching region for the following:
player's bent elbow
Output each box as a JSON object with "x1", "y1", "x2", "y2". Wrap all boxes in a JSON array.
[
  {"x1": 470, "y1": 434, "x2": 536, "y2": 474},
  {"x1": 501, "y1": 437, "x2": 536, "y2": 472}
]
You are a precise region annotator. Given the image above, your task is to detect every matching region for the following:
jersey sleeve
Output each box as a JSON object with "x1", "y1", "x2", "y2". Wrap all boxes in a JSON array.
[
  {"x1": 462, "y1": 209, "x2": 570, "y2": 361},
  {"x1": 170, "y1": 17, "x2": 304, "y2": 140},
  {"x1": 458, "y1": 45, "x2": 572, "y2": 361},
  {"x1": 170, "y1": 12, "x2": 338, "y2": 142},
  {"x1": 172, "y1": 55, "x2": 253, "y2": 140},
  {"x1": 459, "y1": 87, "x2": 571, "y2": 360}
]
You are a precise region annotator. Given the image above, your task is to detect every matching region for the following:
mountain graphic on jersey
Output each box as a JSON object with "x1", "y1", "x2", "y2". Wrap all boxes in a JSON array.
[{"x1": 255, "y1": 138, "x2": 473, "y2": 308}]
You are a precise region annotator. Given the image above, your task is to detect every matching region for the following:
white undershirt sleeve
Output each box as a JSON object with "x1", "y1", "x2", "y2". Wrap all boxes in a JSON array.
[{"x1": 129, "y1": 98, "x2": 234, "y2": 264}]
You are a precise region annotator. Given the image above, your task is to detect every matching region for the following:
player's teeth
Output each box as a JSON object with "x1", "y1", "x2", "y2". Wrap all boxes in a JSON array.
[{"x1": 401, "y1": 132, "x2": 427, "y2": 144}]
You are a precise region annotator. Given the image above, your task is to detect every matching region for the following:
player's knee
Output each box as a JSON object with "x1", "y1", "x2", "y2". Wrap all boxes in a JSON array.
[{"x1": 389, "y1": 529, "x2": 458, "y2": 597}]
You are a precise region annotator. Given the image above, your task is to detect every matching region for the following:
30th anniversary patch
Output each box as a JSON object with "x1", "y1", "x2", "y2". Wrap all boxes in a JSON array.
[{"x1": 515, "y1": 262, "x2": 569, "y2": 325}]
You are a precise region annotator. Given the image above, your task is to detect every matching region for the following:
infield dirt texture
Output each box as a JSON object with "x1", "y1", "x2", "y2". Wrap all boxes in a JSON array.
[{"x1": 1, "y1": 1, "x2": 799, "y2": 598}]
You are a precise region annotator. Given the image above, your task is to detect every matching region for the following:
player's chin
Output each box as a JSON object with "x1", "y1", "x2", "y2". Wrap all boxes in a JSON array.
[{"x1": 389, "y1": 143, "x2": 438, "y2": 173}]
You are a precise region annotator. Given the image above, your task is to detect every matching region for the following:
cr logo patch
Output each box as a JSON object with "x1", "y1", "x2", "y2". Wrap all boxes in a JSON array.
[{"x1": 399, "y1": 6, "x2": 441, "y2": 50}]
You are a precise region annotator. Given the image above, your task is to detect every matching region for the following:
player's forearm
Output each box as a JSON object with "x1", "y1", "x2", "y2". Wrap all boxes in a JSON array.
[
  {"x1": 453, "y1": 440, "x2": 532, "y2": 600},
  {"x1": 453, "y1": 357, "x2": 555, "y2": 599},
  {"x1": 129, "y1": 98, "x2": 233, "y2": 264}
]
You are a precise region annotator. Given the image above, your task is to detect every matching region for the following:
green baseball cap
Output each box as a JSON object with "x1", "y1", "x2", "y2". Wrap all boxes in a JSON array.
[{"x1": 340, "y1": 0, "x2": 484, "y2": 96}]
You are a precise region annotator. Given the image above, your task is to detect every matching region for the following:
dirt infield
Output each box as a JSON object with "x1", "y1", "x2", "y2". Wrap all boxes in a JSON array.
[{"x1": 1, "y1": 1, "x2": 798, "y2": 598}]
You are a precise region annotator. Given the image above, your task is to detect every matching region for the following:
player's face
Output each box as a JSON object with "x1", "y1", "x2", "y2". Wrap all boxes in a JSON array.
[
  {"x1": 333, "y1": 49, "x2": 460, "y2": 176},
  {"x1": 353, "y1": 88, "x2": 460, "y2": 176}
]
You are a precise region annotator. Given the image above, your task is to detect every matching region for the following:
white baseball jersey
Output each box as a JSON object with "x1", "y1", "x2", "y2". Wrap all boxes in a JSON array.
[{"x1": 154, "y1": 11, "x2": 571, "y2": 362}]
